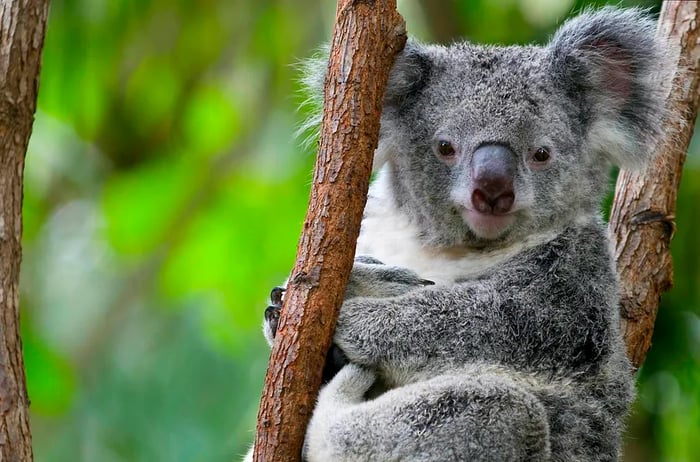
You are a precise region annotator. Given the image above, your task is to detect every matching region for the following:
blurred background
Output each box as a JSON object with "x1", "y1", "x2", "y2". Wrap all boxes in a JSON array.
[{"x1": 21, "y1": 0, "x2": 699, "y2": 460}]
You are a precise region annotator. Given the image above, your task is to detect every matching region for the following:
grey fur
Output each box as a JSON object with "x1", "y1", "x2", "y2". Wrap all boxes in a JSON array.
[
  {"x1": 247, "y1": 7, "x2": 673, "y2": 462},
  {"x1": 345, "y1": 256, "x2": 435, "y2": 300}
]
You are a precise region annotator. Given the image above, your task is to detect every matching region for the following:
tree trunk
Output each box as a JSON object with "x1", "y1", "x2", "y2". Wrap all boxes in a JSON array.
[
  {"x1": 0, "y1": 0, "x2": 51, "y2": 460},
  {"x1": 610, "y1": 1, "x2": 700, "y2": 369},
  {"x1": 252, "y1": 1, "x2": 406, "y2": 461}
]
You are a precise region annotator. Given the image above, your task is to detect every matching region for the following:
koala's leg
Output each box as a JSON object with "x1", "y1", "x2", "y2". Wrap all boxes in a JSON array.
[{"x1": 306, "y1": 365, "x2": 551, "y2": 462}]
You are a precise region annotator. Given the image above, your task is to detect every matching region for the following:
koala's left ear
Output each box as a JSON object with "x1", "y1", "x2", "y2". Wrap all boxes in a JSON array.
[
  {"x1": 384, "y1": 40, "x2": 433, "y2": 106},
  {"x1": 547, "y1": 7, "x2": 672, "y2": 168}
]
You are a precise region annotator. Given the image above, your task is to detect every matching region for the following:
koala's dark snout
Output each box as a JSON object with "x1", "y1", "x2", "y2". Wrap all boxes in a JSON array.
[{"x1": 470, "y1": 144, "x2": 516, "y2": 215}]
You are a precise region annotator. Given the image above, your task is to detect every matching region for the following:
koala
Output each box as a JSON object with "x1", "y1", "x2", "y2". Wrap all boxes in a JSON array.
[{"x1": 246, "y1": 7, "x2": 671, "y2": 462}]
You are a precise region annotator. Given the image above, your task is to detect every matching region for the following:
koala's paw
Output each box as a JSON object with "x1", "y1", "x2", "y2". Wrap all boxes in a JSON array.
[
  {"x1": 263, "y1": 286, "x2": 285, "y2": 346},
  {"x1": 353, "y1": 255, "x2": 384, "y2": 265},
  {"x1": 346, "y1": 255, "x2": 434, "y2": 299},
  {"x1": 262, "y1": 284, "x2": 347, "y2": 382}
]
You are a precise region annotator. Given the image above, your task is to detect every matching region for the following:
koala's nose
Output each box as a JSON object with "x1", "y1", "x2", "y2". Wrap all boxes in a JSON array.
[{"x1": 471, "y1": 144, "x2": 516, "y2": 215}]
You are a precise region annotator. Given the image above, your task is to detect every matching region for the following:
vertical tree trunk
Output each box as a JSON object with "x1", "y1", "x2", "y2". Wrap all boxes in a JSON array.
[
  {"x1": 0, "y1": 1, "x2": 51, "y2": 460},
  {"x1": 610, "y1": 1, "x2": 700, "y2": 369},
  {"x1": 252, "y1": 1, "x2": 406, "y2": 461}
]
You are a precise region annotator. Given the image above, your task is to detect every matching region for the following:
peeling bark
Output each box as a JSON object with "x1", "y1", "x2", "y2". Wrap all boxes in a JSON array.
[
  {"x1": 609, "y1": 1, "x2": 700, "y2": 369},
  {"x1": 252, "y1": 1, "x2": 406, "y2": 461}
]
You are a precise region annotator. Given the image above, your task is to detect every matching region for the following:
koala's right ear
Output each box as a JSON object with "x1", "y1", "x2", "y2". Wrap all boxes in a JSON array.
[
  {"x1": 384, "y1": 40, "x2": 433, "y2": 107},
  {"x1": 547, "y1": 7, "x2": 672, "y2": 169}
]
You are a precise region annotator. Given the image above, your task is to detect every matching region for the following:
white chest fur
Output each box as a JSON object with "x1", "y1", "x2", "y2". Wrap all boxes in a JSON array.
[{"x1": 356, "y1": 168, "x2": 554, "y2": 284}]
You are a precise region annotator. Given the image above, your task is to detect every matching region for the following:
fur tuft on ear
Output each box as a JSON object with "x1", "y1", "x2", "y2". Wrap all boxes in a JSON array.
[
  {"x1": 295, "y1": 45, "x2": 330, "y2": 149},
  {"x1": 548, "y1": 7, "x2": 673, "y2": 168},
  {"x1": 297, "y1": 41, "x2": 433, "y2": 169}
]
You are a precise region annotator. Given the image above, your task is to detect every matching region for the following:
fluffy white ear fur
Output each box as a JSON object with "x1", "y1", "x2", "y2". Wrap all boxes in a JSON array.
[
  {"x1": 587, "y1": 119, "x2": 640, "y2": 169},
  {"x1": 548, "y1": 7, "x2": 674, "y2": 169}
]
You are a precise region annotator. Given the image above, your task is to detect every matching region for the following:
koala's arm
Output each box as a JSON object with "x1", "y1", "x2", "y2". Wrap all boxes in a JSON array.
[
  {"x1": 334, "y1": 223, "x2": 620, "y2": 377},
  {"x1": 262, "y1": 257, "x2": 433, "y2": 346},
  {"x1": 260, "y1": 257, "x2": 435, "y2": 383}
]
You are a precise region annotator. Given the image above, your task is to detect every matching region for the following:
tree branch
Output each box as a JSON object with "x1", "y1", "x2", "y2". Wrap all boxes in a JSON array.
[
  {"x1": 610, "y1": 1, "x2": 700, "y2": 369},
  {"x1": 252, "y1": 1, "x2": 406, "y2": 461},
  {"x1": 0, "y1": 0, "x2": 51, "y2": 460}
]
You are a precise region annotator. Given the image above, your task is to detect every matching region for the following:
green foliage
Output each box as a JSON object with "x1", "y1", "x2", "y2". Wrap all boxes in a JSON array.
[{"x1": 22, "y1": 0, "x2": 697, "y2": 460}]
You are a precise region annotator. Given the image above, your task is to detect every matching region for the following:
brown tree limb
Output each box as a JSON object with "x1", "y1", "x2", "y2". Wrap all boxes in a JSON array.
[
  {"x1": 252, "y1": 1, "x2": 406, "y2": 461},
  {"x1": 0, "y1": 0, "x2": 51, "y2": 460},
  {"x1": 610, "y1": 1, "x2": 700, "y2": 370}
]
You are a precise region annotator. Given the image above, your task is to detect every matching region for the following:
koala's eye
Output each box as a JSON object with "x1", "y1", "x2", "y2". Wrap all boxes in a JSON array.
[
  {"x1": 437, "y1": 140, "x2": 456, "y2": 158},
  {"x1": 532, "y1": 147, "x2": 551, "y2": 163}
]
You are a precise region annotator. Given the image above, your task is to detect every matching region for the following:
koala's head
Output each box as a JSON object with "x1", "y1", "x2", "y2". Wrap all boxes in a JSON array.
[{"x1": 375, "y1": 7, "x2": 670, "y2": 249}]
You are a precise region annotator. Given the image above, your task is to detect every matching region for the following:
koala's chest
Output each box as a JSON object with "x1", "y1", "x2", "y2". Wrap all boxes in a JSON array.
[
  {"x1": 356, "y1": 196, "x2": 527, "y2": 285},
  {"x1": 356, "y1": 215, "x2": 477, "y2": 284}
]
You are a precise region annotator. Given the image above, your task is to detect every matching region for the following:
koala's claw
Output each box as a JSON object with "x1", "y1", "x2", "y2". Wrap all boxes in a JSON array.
[
  {"x1": 264, "y1": 305, "x2": 281, "y2": 339},
  {"x1": 264, "y1": 287, "x2": 285, "y2": 340},
  {"x1": 270, "y1": 286, "x2": 286, "y2": 306}
]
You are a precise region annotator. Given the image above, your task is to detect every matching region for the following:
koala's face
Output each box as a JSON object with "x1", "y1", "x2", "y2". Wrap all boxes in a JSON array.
[
  {"x1": 381, "y1": 44, "x2": 606, "y2": 248},
  {"x1": 377, "y1": 10, "x2": 666, "y2": 249}
]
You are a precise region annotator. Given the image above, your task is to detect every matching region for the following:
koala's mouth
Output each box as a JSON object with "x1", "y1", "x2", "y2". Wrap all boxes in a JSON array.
[{"x1": 459, "y1": 207, "x2": 516, "y2": 240}]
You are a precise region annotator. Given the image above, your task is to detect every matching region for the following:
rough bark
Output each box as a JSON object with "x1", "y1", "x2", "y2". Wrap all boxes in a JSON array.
[
  {"x1": 0, "y1": 0, "x2": 50, "y2": 461},
  {"x1": 252, "y1": 2, "x2": 406, "y2": 461},
  {"x1": 609, "y1": 1, "x2": 700, "y2": 370}
]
